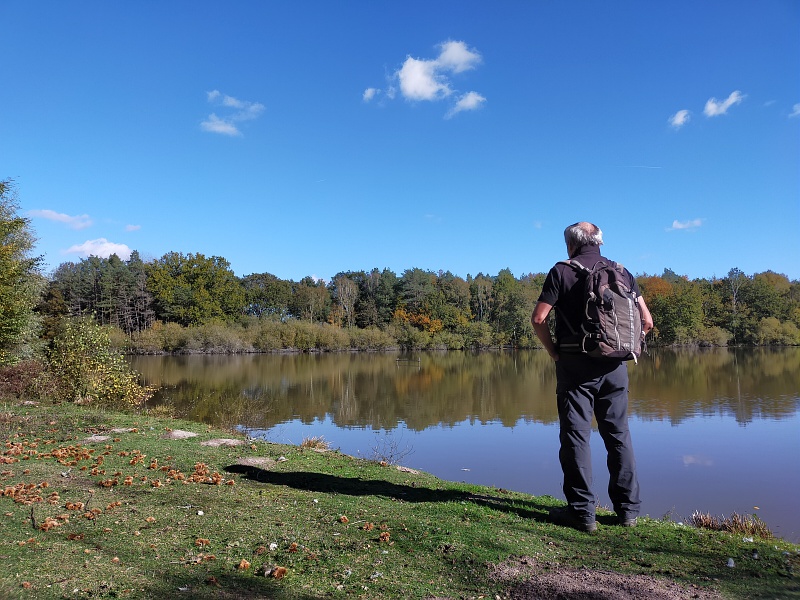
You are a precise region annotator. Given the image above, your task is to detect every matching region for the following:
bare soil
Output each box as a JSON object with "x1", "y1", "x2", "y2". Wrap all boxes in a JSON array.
[{"x1": 489, "y1": 556, "x2": 723, "y2": 600}]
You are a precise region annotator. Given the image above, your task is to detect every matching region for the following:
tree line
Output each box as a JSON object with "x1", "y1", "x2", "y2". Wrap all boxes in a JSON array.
[
  {"x1": 41, "y1": 251, "x2": 800, "y2": 352},
  {"x1": 2, "y1": 177, "x2": 799, "y2": 361}
]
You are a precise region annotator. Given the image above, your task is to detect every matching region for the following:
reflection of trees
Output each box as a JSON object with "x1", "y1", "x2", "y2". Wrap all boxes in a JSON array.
[
  {"x1": 630, "y1": 348, "x2": 800, "y2": 424},
  {"x1": 130, "y1": 348, "x2": 800, "y2": 431}
]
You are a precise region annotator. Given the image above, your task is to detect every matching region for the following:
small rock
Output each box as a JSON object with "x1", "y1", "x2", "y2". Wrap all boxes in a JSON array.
[
  {"x1": 726, "y1": 558, "x2": 735, "y2": 568},
  {"x1": 160, "y1": 430, "x2": 198, "y2": 440},
  {"x1": 196, "y1": 510, "x2": 204, "y2": 516}
]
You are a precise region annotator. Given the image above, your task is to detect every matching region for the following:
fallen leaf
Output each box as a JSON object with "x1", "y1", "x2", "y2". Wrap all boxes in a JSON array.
[{"x1": 270, "y1": 566, "x2": 288, "y2": 579}]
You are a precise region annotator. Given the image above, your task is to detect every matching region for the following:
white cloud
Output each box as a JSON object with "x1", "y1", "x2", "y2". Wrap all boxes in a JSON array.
[
  {"x1": 63, "y1": 238, "x2": 132, "y2": 260},
  {"x1": 704, "y1": 90, "x2": 744, "y2": 117},
  {"x1": 398, "y1": 56, "x2": 451, "y2": 101},
  {"x1": 436, "y1": 40, "x2": 482, "y2": 74},
  {"x1": 445, "y1": 91, "x2": 486, "y2": 119},
  {"x1": 669, "y1": 109, "x2": 691, "y2": 129},
  {"x1": 667, "y1": 218, "x2": 704, "y2": 231},
  {"x1": 125, "y1": 224, "x2": 141, "y2": 232},
  {"x1": 201, "y1": 90, "x2": 265, "y2": 136},
  {"x1": 790, "y1": 103, "x2": 800, "y2": 118},
  {"x1": 366, "y1": 40, "x2": 484, "y2": 117},
  {"x1": 28, "y1": 209, "x2": 92, "y2": 230},
  {"x1": 201, "y1": 114, "x2": 241, "y2": 136}
]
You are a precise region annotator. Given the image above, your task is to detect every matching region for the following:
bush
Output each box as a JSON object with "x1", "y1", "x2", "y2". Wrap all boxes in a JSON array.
[
  {"x1": 349, "y1": 327, "x2": 396, "y2": 351},
  {"x1": 188, "y1": 321, "x2": 252, "y2": 353},
  {"x1": 459, "y1": 321, "x2": 494, "y2": 349},
  {"x1": 48, "y1": 317, "x2": 156, "y2": 408},
  {"x1": 0, "y1": 359, "x2": 60, "y2": 401},
  {"x1": 315, "y1": 324, "x2": 350, "y2": 351},
  {"x1": 755, "y1": 318, "x2": 800, "y2": 346},
  {"x1": 253, "y1": 321, "x2": 284, "y2": 351},
  {"x1": 430, "y1": 330, "x2": 465, "y2": 350},
  {"x1": 697, "y1": 326, "x2": 731, "y2": 347}
]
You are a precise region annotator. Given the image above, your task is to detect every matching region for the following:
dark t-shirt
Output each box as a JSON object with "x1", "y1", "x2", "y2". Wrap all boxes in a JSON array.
[{"x1": 537, "y1": 244, "x2": 640, "y2": 346}]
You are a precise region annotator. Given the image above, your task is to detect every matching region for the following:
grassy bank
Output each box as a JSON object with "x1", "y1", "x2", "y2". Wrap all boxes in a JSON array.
[{"x1": 0, "y1": 402, "x2": 797, "y2": 599}]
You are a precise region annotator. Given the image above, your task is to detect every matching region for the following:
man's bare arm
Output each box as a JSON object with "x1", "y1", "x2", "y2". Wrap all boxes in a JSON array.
[{"x1": 531, "y1": 301, "x2": 559, "y2": 361}]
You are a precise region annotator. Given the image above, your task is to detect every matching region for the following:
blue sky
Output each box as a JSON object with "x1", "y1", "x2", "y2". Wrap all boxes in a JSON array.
[{"x1": 1, "y1": 1, "x2": 798, "y2": 282}]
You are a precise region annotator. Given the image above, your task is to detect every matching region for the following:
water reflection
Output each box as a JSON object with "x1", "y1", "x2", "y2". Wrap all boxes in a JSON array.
[
  {"x1": 131, "y1": 348, "x2": 800, "y2": 430},
  {"x1": 129, "y1": 348, "x2": 800, "y2": 542}
]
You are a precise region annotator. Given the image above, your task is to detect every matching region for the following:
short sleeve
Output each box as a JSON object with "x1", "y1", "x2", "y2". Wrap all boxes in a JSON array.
[{"x1": 538, "y1": 266, "x2": 561, "y2": 306}]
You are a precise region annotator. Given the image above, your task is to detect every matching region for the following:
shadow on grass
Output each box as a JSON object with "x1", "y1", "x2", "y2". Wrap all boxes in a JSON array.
[
  {"x1": 141, "y1": 572, "x2": 324, "y2": 600},
  {"x1": 224, "y1": 464, "x2": 553, "y2": 523}
]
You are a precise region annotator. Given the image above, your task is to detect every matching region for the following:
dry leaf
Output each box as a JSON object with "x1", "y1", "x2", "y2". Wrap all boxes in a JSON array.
[
  {"x1": 270, "y1": 566, "x2": 288, "y2": 579},
  {"x1": 237, "y1": 558, "x2": 251, "y2": 570}
]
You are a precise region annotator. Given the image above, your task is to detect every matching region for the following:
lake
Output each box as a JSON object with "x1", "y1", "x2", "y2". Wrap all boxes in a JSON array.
[{"x1": 129, "y1": 347, "x2": 800, "y2": 542}]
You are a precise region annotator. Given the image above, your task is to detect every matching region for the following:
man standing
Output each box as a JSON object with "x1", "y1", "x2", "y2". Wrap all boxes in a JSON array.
[{"x1": 531, "y1": 222, "x2": 653, "y2": 533}]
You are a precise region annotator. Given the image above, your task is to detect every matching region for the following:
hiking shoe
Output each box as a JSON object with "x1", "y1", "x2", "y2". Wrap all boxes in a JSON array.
[
  {"x1": 550, "y1": 507, "x2": 597, "y2": 533},
  {"x1": 619, "y1": 516, "x2": 638, "y2": 527}
]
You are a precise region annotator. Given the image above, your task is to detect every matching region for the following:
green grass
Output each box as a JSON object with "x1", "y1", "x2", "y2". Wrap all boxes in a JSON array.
[{"x1": 0, "y1": 402, "x2": 797, "y2": 599}]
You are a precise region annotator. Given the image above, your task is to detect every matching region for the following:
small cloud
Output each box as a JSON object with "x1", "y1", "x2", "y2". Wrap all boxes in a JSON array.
[
  {"x1": 125, "y1": 224, "x2": 141, "y2": 232},
  {"x1": 368, "y1": 40, "x2": 485, "y2": 117},
  {"x1": 201, "y1": 90, "x2": 265, "y2": 136},
  {"x1": 398, "y1": 56, "x2": 451, "y2": 101},
  {"x1": 669, "y1": 109, "x2": 691, "y2": 129},
  {"x1": 789, "y1": 103, "x2": 800, "y2": 118},
  {"x1": 201, "y1": 114, "x2": 241, "y2": 136},
  {"x1": 435, "y1": 40, "x2": 482, "y2": 74},
  {"x1": 28, "y1": 209, "x2": 92, "y2": 230},
  {"x1": 445, "y1": 91, "x2": 486, "y2": 119},
  {"x1": 63, "y1": 238, "x2": 132, "y2": 260},
  {"x1": 704, "y1": 90, "x2": 744, "y2": 117},
  {"x1": 667, "y1": 218, "x2": 704, "y2": 231}
]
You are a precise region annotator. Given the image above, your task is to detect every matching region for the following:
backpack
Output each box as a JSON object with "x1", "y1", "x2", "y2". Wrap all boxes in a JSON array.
[{"x1": 557, "y1": 259, "x2": 644, "y2": 362}]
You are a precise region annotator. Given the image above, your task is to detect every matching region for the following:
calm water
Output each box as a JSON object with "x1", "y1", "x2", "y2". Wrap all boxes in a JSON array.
[{"x1": 129, "y1": 348, "x2": 800, "y2": 542}]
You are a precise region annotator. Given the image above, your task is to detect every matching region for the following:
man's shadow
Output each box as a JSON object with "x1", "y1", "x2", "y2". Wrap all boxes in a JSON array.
[{"x1": 225, "y1": 464, "x2": 552, "y2": 522}]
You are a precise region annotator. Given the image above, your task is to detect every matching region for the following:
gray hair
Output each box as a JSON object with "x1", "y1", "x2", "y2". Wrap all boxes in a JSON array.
[{"x1": 564, "y1": 222, "x2": 603, "y2": 248}]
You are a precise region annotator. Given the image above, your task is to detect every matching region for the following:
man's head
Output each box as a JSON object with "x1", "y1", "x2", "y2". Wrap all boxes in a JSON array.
[{"x1": 564, "y1": 222, "x2": 603, "y2": 258}]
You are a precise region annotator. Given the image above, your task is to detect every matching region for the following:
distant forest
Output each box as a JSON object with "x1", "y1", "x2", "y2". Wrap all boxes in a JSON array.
[{"x1": 39, "y1": 251, "x2": 800, "y2": 353}]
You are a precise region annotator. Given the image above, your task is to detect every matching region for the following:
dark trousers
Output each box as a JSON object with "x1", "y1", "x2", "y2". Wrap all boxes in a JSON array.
[{"x1": 555, "y1": 355, "x2": 640, "y2": 521}]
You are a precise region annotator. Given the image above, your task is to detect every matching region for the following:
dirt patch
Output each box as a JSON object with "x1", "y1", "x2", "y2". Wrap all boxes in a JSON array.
[
  {"x1": 489, "y1": 556, "x2": 723, "y2": 600},
  {"x1": 82, "y1": 434, "x2": 111, "y2": 443}
]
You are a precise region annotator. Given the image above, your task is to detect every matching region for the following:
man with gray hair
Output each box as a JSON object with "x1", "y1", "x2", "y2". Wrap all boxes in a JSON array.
[{"x1": 531, "y1": 222, "x2": 653, "y2": 533}]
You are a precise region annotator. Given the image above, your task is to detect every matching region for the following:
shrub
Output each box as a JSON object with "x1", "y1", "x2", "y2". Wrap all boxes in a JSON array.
[
  {"x1": 315, "y1": 324, "x2": 350, "y2": 351},
  {"x1": 253, "y1": 321, "x2": 283, "y2": 351},
  {"x1": 0, "y1": 359, "x2": 60, "y2": 401},
  {"x1": 697, "y1": 326, "x2": 731, "y2": 347},
  {"x1": 189, "y1": 321, "x2": 252, "y2": 353},
  {"x1": 48, "y1": 317, "x2": 156, "y2": 408},
  {"x1": 349, "y1": 327, "x2": 395, "y2": 351}
]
